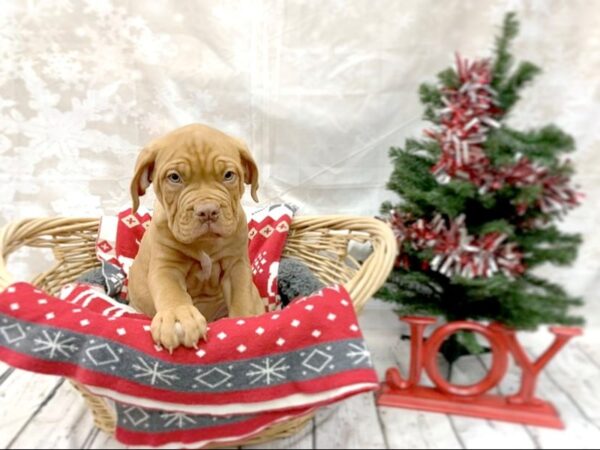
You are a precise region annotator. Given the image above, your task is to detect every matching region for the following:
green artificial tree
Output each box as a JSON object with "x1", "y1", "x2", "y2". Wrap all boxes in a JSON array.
[{"x1": 379, "y1": 13, "x2": 583, "y2": 361}]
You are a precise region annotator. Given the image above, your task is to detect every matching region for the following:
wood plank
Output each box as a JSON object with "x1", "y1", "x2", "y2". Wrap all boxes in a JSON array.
[
  {"x1": 242, "y1": 418, "x2": 313, "y2": 449},
  {"x1": 359, "y1": 301, "x2": 407, "y2": 379},
  {"x1": 479, "y1": 343, "x2": 600, "y2": 450},
  {"x1": 387, "y1": 342, "x2": 530, "y2": 450},
  {"x1": 577, "y1": 339, "x2": 600, "y2": 371},
  {"x1": 81, "y1": 428, "x2": 101, "y2": 449},
  {"x1": 378, "y1": 338, "x2": 463, "y2": 449},
  {"x1": 0, "y1": 370, "x2": 63, "y2": 448},
  {"x1": 524, "y1": 331, "x2": 600, "y2": 427},
  {"x1": 86, "y1": 430, "x2": 132, "y2": 449},
  {"x1": 364, "y1": 329, "x2": 404, "y2": 379},
  {"x1": 0, "y1": 366, "x2": 14, "y2": 386},
  {"x1": 379, "y1": 407, "x2": 463, "y2": 449},
  {"x1": 474, "y1": 355, "x2": 540, "y2": 445},
  {"x1": 9, "y1": 381, "x2": 96, "y2": 449},
  {"x1": 314, "y1": 393, "x2": 386, "y2": 449},
  {"x1": 449, "y1": 355, "x2": 536, "y2": 449}
]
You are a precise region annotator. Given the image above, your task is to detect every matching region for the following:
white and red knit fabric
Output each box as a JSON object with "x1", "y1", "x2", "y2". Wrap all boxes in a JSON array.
[
  {"x1": 96, "y1": 204, "x2": 295, "y2": 309},
  {"x1": 0, "y1": 205, "x2": 378, "y2": 448}
]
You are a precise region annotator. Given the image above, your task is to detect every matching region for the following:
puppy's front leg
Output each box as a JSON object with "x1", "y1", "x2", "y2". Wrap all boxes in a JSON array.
[
  {"x1": 223, "y1": 258, "x2": 265, "y2": 318},
  {"x1": 149, "y1": 264, "x2": 207, "y2": 352}
]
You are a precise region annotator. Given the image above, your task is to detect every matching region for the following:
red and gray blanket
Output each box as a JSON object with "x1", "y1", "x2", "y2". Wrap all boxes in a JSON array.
[{"x1": 0, "y1": 205, "x2": 378, "y2": 448}]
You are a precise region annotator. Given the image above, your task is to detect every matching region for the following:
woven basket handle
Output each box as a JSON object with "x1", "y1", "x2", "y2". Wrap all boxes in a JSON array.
[
  {"x1": 287, "y1": 216, "x2": 397, "y2": 312},
  {"x1": 0, "y1": 218, "x2": 99, "y2": 290}
]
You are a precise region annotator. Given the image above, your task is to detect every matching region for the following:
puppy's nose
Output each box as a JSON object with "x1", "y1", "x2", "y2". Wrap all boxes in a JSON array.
[{"x1": 195, "y1": 203, "x2": 220, "y2": 222}]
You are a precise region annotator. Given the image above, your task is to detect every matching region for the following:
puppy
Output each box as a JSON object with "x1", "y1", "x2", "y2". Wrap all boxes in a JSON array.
[{"x1": 128, "y1": 124, "x2": 265, "y2": 351}]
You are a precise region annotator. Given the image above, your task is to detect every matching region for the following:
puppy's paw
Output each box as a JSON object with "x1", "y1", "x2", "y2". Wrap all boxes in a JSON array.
[{"x1": 151, "y1": 305, "x2": 207, "y2": 352}]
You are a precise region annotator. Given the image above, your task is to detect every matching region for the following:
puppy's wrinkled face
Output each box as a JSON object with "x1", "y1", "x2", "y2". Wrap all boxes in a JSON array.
[
  {"x1": 130, "y1": 124, "x2": 259, "y2": 244},
  {"x1": 157, "y1": 145, "x2": 243, "y2": 243}
]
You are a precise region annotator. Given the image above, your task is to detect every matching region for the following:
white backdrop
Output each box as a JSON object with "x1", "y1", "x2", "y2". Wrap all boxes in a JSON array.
[{"x1": 0, "y1": 0, "x2": 599, "y2": 324}]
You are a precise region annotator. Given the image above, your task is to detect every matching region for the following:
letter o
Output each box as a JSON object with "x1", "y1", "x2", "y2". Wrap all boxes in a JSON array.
[{"x1": 424, "y1": 321, "x2": 509, "y2": 397}]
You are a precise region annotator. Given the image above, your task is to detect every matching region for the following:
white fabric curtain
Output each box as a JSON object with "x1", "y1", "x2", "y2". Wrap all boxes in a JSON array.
[{"x1": 1, "y1": 0, "x2": 599, "y2": 323}]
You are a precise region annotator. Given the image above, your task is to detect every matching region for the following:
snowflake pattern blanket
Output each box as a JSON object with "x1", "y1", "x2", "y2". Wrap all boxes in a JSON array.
[{"x1": 0, "y1": 205, "x2": 378, "y2": 448}]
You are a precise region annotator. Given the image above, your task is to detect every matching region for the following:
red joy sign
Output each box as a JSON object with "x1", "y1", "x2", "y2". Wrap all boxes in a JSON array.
[{"x1": 377, "y1": 316, "x2": 582, "y2": 428}]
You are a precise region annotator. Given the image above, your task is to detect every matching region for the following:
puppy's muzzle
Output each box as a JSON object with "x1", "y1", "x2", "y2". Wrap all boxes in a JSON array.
[{"x1": 194, "y1": 202, "x2": 220, "y2": 223}]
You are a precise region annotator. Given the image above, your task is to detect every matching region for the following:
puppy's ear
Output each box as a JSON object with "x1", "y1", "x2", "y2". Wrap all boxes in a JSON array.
[
  {"x1": 130, "y1": 146, "x2": 157, "y2": 213},
  {"x1": 237, "y1": 141, "x2": 260, "y2": 203}
]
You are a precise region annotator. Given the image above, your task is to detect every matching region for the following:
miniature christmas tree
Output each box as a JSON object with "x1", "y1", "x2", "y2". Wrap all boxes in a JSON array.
[{"x1": 379, "y1": 13, "x2": 583, "y2": 358}]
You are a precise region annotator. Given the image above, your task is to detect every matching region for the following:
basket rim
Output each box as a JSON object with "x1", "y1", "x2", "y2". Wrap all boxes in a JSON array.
[{"x1": 0, "y1": 214, "x2": 397, "y2": 311}]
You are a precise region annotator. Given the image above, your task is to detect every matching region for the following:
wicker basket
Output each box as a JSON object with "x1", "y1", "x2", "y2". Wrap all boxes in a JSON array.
[{"x1": 0, "y1": 215, "x2": 396, "y2": 447}]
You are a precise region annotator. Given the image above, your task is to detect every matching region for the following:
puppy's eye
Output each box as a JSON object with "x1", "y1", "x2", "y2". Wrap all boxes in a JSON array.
[
  {"x1": 167, "y1": 172, "x2": 182, "y2": 183},
  {"x1": 223, "y1": 171, "x2": 236, "y2": 182}
]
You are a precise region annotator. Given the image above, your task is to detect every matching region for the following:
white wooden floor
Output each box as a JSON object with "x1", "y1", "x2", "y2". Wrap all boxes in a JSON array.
[{"x1": 1, "y1": 299, "x2": 599, "y2": 449}]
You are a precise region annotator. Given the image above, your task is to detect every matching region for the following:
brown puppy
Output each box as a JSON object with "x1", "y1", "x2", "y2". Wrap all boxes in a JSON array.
[{"x1": 128, "y1": 124, "x2": 264, "y2": 351}]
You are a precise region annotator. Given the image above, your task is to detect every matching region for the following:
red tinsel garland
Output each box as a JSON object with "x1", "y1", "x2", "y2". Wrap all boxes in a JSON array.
[
  {"x1": 389, "y1": 53, "x2": 581, "y2": 279},
  {"x1": 428, "y1": 54, "x2": 501, "y2": 185},
  {"x1": 426, "y1": 53, "x2": 580, "y2": 216},
  {"x1": 389, "y1": 211, "x2": 525, "y2": 279}
]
